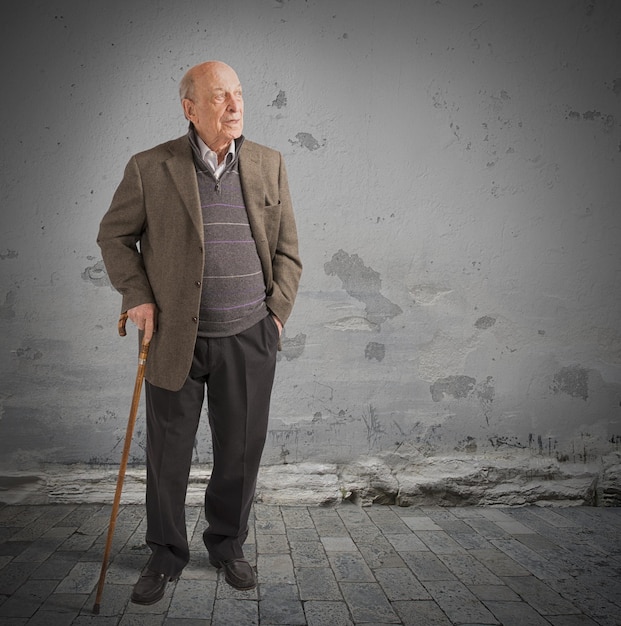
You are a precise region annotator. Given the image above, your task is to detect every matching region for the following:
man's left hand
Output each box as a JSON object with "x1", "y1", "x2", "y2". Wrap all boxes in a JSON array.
[{"x1": 271, "y1": 314, "x2": 283, "y2": 337}]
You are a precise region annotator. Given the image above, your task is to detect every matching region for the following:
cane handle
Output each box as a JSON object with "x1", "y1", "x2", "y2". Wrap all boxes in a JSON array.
[{"x1": 118, "y1": 312, "x2": 128, "y2": 337}]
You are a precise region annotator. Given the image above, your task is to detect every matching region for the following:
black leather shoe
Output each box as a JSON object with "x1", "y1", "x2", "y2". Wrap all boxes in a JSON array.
[
  {"x1": 131, "y1": 568, "x2": 179, "y2": 605},
  {"x1": 210, "y1": 557, "x2": 256, "y2": 590}
]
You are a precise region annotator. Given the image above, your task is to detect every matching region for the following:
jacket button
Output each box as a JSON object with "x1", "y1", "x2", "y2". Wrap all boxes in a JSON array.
[
  {"x1": 192, "y1": 317, "x2": 198, "y2": 323},
  {"x1": 195, "y1": 281, "x2": 201, "y2": 287}
]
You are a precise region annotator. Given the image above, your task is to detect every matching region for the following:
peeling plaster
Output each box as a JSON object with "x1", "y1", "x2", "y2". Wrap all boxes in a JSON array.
[
  {"x1": 0, "y1": 250, "x2": 18, "y2": 260},
  {"x1": 290, "y1": 132, "x2": 323, "y2": 151},
  {"x1": 325, "y1": 250, "x2": 402, "y2": 326},
  {"x1": 566, "y1": 109, "x2": 616, "y2": 132},
  {"x1": 430, "y1": 375, "x2": 477, "y2": 401},
  {"x1": 409, "y1": 284, "x2": 453, "y2": 305},
  {"x1": 365, "y1": 342, "x2": 385, "y2": 362},
  {"x1": 279, "y1": 332, "x2": 306, "y2": 361},
  {"x1": 0, "y1": 291, "x2": 17, "y2": 320},
  {"x1": 270, "y1": 89, "x2": 287, "y2": 109},
  {"x1": 81, "y1": 259, "x2": 110, "y2": 287},
  {"x1": 326, "y1": 316, "x2": 379, "y2": 332},
  {"x1": 551, "y1": 365, "x2": 589, "y2": 401},
  {"x1": 475, "y1": 315, "x2": 496, "y2": 329}
]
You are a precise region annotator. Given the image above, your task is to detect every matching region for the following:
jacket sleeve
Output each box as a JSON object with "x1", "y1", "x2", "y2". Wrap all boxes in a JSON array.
[
  {"x1": 96, "y1": 156, "x2": 156, "y2": 313},
  {"x1": 266, "y1": 154, "x2": 302, "y2": 325}
]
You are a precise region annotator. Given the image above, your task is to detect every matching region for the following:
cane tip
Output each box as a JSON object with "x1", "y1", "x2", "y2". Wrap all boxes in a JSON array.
[{"x1": 93, "y1": 603, "x2": 100, "y2": 614}]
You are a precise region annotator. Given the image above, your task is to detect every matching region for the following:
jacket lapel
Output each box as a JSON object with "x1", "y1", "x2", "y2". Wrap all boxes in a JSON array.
[
  {"x1": 239, "y1": 143, "x2": 271, "y2": 279},
  {"x1": 164, "y1": 137, "x2": 203, "y2": 239}
]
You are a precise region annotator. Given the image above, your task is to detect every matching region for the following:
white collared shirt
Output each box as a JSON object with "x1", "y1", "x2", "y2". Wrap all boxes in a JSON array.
[{"x1": 196, "y1": 136, "x2": 235, "y2": 180}]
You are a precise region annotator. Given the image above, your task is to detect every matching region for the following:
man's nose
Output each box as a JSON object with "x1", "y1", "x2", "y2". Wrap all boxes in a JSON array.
[{"x1": 227, "y1": 97, "x2": 241, "y2": 111}]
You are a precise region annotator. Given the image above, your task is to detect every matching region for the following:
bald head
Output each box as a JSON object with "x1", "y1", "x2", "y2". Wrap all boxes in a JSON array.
[
  {"x1": 179, "y1": 61, "x2": 237, "y2": 101},
  {"x1": 180, "y1": 61, "x2": 244, "y2": 156}
]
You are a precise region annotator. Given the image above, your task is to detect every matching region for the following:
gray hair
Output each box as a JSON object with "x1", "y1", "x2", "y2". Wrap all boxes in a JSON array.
[{"x1": 179, "y1": 71, "x2": 195, "y2": 101}]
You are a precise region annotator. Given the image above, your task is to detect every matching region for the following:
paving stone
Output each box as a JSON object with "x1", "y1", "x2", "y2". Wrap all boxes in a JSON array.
[
  {"x1": 55, "y1": 561, "x2": 102, "y2": 594},
  {"x1": 26, "y1": 610, "x2": 76, "y2": 626},
  {"x1": 0, "y1": 506, "x2": 29, "y2": 525},
  {"x1": 256, "y1": 532, "x2": 290, "y2": 554},
  {"x1": 365, "y1": 509, "x2": 412, "y2": 534},
  {"x1": 12, "y1": 526, "x2": 75, "y2": 564},
  {"x1": 0, "y1": 503, "x2": 617, "y2": 624},
  {"x1": 463, "y1": 518, "x2": 513, "y2": 540},
  {"x1": 0, "y1": 541, "x2": 31, "y2": 558},
  {"x1": 73, "y1": 616, "x2": 120, "y2": 626},
  {"x1": 0, "y1": 579, "x2": 58, "y2": 619},
  {"x1": 357, "y1": 537, "x2": 407, "y2": 569},
  {"x1": 384, "y1": 532, "x2": 429, "y2": 552},
  {"x1": 166, "y1": 578, "x2": 215, "y2": 620},
  {"x1": 320, "y1": 536, "x2": 357, "y2": 552},
  {"x1": 400, "y1": 551, "x2": 455, "y2": 581},
  {"x1": 339, "y1": 582, "x2": 400, "y2": 623},
  {"x1": 502, "y1": 575, "x2": 581, "y2": 615},
  {"x1": 546, "y1": 615, "x2": 604, "y2": 625},
  {"x1": 468, "y1": 548, "x2": 531, "y2": 577},
  {"x1": 289, "y1": 540, "x2": 329, "y2": 567},
  {"x1": 280, "y1": 506, "x2": 314, "y2": 528},
  {"x1": 449, "y1": 532, "x2": 496, "y2": 551},
  {"x1": 415, "y1": 531, "x2": 469, "y2": 554},
  {"x1": 296, "y1": 566, "x2": 342, "y2": 601},
  {"x1": 212, "y1": 598, "x2": 259, "y2": 625},
  {"x1": 0, "y1": 561, "x2": 41, "y2": 595},
  {"x1": 467, "y1": 584, "x2": 521, "y2": 602},
  {"x1": 119, "y1": 614, "x2": 165, "y2": 625},
  {"x1": 436, "y1": 553, "x2": 503, "y2": 585},
  {"x1": 286, "y1": 527, "x2": 319, "y2": 542},
  {"x1": 374, "y1": 567, "x2": 431, "y2": 601},
  {"x1": 423, "y1": 579, "x2": 499, "y2": 624},
  {"x1": 254, "y1": 517, "x2": 286, "y2": 535},
  {"x1": 308, "y1": 510, "x2": 349, "y2": 536},
  {"x1": 512, "y1": 530, "x2": 565, "y2": 553},
  {"x1": 59, "y1": 505, "x2": 103, "y2": 528},
  {"x1": 59, "y1": 530, "x2": 99, "y2": 552},
  {"x1": 572, "y1": 573, "x2": 621, "y2": 605},
  {"x1": 258, "y1": 582, "x2": 305, "y2": 625},
  {"x1": 257, "y1": 553, "x2": 296, "y2": 584},
  {"x1": 215, "y1": 575, "x2": 258, "y2": 600},
  {"x1": 485, "y1": 600, "x2": 553, "y2": 626},
  {"x1": 84, "y1": 581, "x2": 133, "y2": 617},
  {"x1": 546, "y1": 577, "x2": 621, "y2": 626},
  {"x1": 401, "y1": 516, "x2": 443, "y2": 531},
  {"x1": 343, "y1": 524, "x2": 383, "y2": 544},
  {"x1": 392, "y1": 599, "x2": 453, "y2": 625},
  {"x1": 327, "y1": 552, "x2": 375, "y2": 582},
  {"x1": 27, "y1": 591, "x2": 88, "y2": 625},
  {"x1": 491, "y1": 538, "x2": 571, "y2": 580},
  {"x1": 7, "y1": 506, "x2": 73, "y2": 542},
  {"x1": 304, "y1": 600, "x2": 353, "y2": 626}
]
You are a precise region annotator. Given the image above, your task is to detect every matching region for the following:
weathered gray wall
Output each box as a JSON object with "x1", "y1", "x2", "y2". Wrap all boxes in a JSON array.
[{"x1": 1, "y1": 1, "x2": 620, "y2": 503}]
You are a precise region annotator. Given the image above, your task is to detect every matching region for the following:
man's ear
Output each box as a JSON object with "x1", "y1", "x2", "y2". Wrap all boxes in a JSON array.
[{"x1": 182, "y1": 98, "x2": 194, "y2": 122}]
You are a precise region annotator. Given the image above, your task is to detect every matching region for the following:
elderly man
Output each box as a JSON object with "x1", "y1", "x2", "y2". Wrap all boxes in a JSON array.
[{"x1": 97, "y1": 61, "x2": 302, "y2": 604}]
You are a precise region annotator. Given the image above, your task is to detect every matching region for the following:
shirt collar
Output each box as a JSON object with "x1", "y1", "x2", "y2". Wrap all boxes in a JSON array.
[{"x1": 196, "y1": 134, "x2": 236, "y2": 167}]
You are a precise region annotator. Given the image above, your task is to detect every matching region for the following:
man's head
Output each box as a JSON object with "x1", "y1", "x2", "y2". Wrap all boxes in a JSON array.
[{"x1": 180, "y1": 61, "x2": 243, "y2": 153}]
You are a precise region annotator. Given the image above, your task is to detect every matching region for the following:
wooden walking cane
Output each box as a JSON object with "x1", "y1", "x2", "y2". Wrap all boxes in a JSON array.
[{"x1": 93, "y1": 312, "x2": 150, "y2": 614}]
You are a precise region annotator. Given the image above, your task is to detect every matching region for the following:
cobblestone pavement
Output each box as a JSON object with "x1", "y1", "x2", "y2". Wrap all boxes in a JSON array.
[{"x1": 0, "y1": 502, "x2": 620, "y2": 625}]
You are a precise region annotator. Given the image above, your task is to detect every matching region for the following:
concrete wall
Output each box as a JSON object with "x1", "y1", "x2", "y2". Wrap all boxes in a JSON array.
[{"x1": 1, "y1": 1, "x2": 620, "y2": 503}]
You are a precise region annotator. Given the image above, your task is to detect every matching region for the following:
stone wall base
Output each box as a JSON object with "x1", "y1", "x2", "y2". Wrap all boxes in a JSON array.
[{"x1": 1, "y1": 452, "x2": 619, "y2": 507}]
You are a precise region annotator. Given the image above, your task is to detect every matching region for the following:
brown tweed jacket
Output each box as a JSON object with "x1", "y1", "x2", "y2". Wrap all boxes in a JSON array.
[{"x1": 97, "y1": 135, "x2": 302, "y2": 391}]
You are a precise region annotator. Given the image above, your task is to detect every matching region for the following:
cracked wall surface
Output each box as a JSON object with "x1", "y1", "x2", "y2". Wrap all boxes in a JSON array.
[{"x1": 1, "y1": 0, "x2": 620, "y2": 502}]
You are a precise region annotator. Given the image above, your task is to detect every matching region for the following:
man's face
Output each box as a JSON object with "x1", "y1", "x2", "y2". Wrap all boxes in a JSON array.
[{"x1": 183, "y1": 63, "x2": 244, "y2": 151}]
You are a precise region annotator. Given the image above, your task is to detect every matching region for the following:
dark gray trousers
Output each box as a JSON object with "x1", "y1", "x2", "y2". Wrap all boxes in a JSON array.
[{"x1": 143, "y1": 315, "x2": 279, "y2": 576}]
